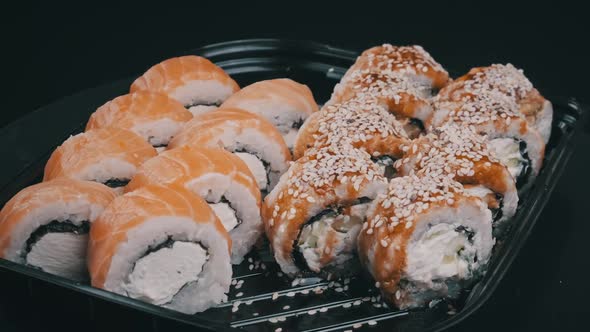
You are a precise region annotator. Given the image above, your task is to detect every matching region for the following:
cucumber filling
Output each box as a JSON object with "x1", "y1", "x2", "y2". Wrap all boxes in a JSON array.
[
  {"x1": 123, "y1": 238, "x2": 209, "y2": 305},
  {"x1": 293, "y1": 197, "x2": 371, "y2": 274},
  {"x1": 24, "y1": 220, "x2": 90, "y2": 279}
]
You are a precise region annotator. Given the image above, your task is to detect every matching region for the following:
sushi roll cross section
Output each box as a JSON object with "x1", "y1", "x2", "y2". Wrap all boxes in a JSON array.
[
  {"x1": 88, "y1": 184, "x2": 232, "y2": 314},
  {"x1": 326, "y1": 71, "x2": 433, "y2": 138},
  {"x1": 263, "y1": 144, "x2": 388, "y2": 278},
  {"x1": 221, "y1": 78, "x2": 319, "y2": 148},
  {"x1": 168, "y1": 107, "x2": 291, "y2": 195},
  {"x1": 43, "y1": 127, "x2": 158, "y2": 194},
  {"x1": 87, "y1": 91, "x2": 193, "y2": 152},
  {"x1": 358, "y1": 173, "x2": 494, "y2": 309},
  {"x1": 126, "y1": 146, "x2": 262, "y2": 264},
  {"x1": 344, "y1": 44, "x2": 451, "y2": 92},
  {"x1": 130, "y1": 55, "x2": 240, "y2": 116},
  {"x1": 438, "y1": 64, "x2": 553, "y2": 143},
  {"x1": 294, "y1": 98, "x2": 409, "y2": 179},
  {"x1": 396, "y1": 123, "x2": 518, "y2": 233},
  {"x1": 430, "y1": 91, "x2": 545, "y2": 188},
  {"x1": 0, "y1": 179, "x2": 116, "y2": 280}
]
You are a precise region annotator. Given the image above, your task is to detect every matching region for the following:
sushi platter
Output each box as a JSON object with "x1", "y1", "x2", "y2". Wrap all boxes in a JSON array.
[{"x1": 0, "y1": 39, "x2": 585, "y2": 331}]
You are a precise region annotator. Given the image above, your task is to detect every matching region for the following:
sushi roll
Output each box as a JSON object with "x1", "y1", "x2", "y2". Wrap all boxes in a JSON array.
[
  {"x1": 86, "y1": 91, "x2": 193, "y2": 152},
  {"x1": 437, "y1": 64, "x2": 553, "y2": 143},
  {"x1": 325, "y1": 71, "x2": 433, "y2": 138},
  {"x1": 0, "y1": 179, "x2": 116, "y2": 280},
  {"x1": 126, "y1": 146, "x2": 262, "y2": 264},
  {"x1": 263, "y1": 144, "x2": 388, "y2": 278},
  {"x1": 358, "y1": 173, "x2": 494, "y2": 309},
  {"x1": 130, "y1": 55, "x2": 240, "y2": 116},
  {"x1": 220, "y1": 79, "x2": 319, "y2": 148},
  {"x1": 395, "y1": 123, "x2": 518, "y2": 233},
  {"x1": 429, "y1": 91, "x2": 545, "y2": 188},
  {"x1": 293, "y1": 99, "x2": 409, "y2": 178},
  {"x1": 343, "y1": 44, "x2": 450, "y2": 92},
  {"x1": 44, "y1": 127, "x2": 158, "y2": 194},
  {"x1": 168, "y1": 107, "x2": 291, "y2": 194},
  {"x1": 88, "y1": 184, "x2": 232, "y2": 314}
]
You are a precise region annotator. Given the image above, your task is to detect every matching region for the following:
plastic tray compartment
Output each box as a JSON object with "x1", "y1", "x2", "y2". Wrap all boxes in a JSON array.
[{"x1": 0, "y1": 39, "x2": 586, "y2": 332}]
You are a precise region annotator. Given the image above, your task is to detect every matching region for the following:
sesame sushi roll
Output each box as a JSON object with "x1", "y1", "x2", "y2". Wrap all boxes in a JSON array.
[
  {"x1": 263, "y1": 144, "x2": 388, "y2": 278},
  {"x1": 44, "y1": 127, "x2": 158, "y2": 194},
  {"x1": 168, "y1": 107, "x2": 291, "y2": 195},
  {"x1": 126, "y1": 146, "x2": 262, "y2": 264},
  {"x1": 396, "y1": 123, "x2": 518, "y2": 233},
  {"x1": 0, "y1": 179, "x2": 116, "y2": 280},
  {"x1": 437, "y1": 64, "x2": 553, "y2": 143},
  {"x1": 130, "y1": 55, "x2": 240, "y2": 116},
  {"x1": 325, "y1": 71, "x2": 433, "y2": 138},
  {"x1": 294, "y1": 99, "x2": 409, "y2": 178},
  {"x1": 358, "y1": 173, "x2": 494, "y2": 309},
  {"x1": 88, "y1": 184, "x2": 232, "y2": 314},
  {"x1": 429, "y1": 91, "x2": 545, "y2": 188},
  {"x1": 86, "y1": 91, "x2": 193, "y2": 152},
  {"x1": 220, "y1": 79, "x2": 319, "y2": 148},
  {"x1": 343, "y1": 44, "x2": 450, "y2": 92}
]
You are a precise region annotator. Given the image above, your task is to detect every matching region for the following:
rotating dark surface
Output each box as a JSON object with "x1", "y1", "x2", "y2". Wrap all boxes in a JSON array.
[{"x1": 2, "y1": 2, "x2": 588, "y2": 331}]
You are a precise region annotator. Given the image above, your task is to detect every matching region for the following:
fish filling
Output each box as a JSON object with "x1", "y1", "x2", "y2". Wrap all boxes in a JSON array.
[
  {"x1": 293, "y1": 197, "x2": 371, "y2": 275},
  {"x1": 371, "y1": 155, "x2": 397, "y2": 179},
  {"x1": 24, "y1": 220, "x2": 90, "y2": 279},
  {"x1": 400, "y1": 223, "x2": 478, "y2": 305},
  {"x1": 487, "y1": 138, "x2": 531, "y2": 187},
  {"x1": 123, "y1": 238, "x2": 209, "y2": 305},
  {"x1": 207, "y1": 197, "x2": 241, "y2": 232},
  {"x1": 234, "y1": 151, "x2": 271, "y2": 195}
]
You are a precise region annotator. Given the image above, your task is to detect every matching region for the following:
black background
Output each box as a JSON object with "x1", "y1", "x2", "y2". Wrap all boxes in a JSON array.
[{"x1": 2, "y1": 1, "x2": 589, "y2": 331}]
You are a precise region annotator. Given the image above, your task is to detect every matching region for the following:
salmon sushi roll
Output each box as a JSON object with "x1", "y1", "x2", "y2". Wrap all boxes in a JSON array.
[
  {"x1": 294, "y1": 99, "x2": 409, "y2": 178},
  {"x1": 396, "y1": 123, "x2": 518, "y2": 234},
  {"x1": 220, "y1": 79, "x2": 319, "y2": 148},
  {"x1": 437, "y1": 64, "x2": 553, "y2": 143},
  {"x1": 168, "y1": 107, "x2": 291, "y2": 195},
  {"x1": 429, "y1": 91, "x2": 545, "y2": 188},
  {"x1": 44, "y1": 127, "x2": 158, "y2": 194},
  {"x1": 343, "y1": 44, "x2": 450, "y2": 92},
  {"x1": 130, "y1": 55, "x2": 240, "y2": 116},
  {"x1": 86, "y1": 91, "x2": 193, "y2": 152},
  {"x1": 126, "y1": 146, "x2": 262, "y2": 264},
  {"x1": 263, "y1": 144, "x2": 388, "y2": 278},
  {"x1": 0, "y1": 179, "x2": 116, "y2": 280},
  {"x1": 358, "y1": 173, "x2": 494, "y2": 309},
  {"x1": 325, "y1": 71, "x2": 433, "y2": 138},
  {"x1": 88, "y1": 184, "x2": 232, "y2": 314}
]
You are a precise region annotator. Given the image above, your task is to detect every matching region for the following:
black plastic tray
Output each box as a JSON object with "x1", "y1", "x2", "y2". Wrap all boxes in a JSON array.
[{"x1": 0, "y1": 39, "x2": 586, "y2": 332}]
